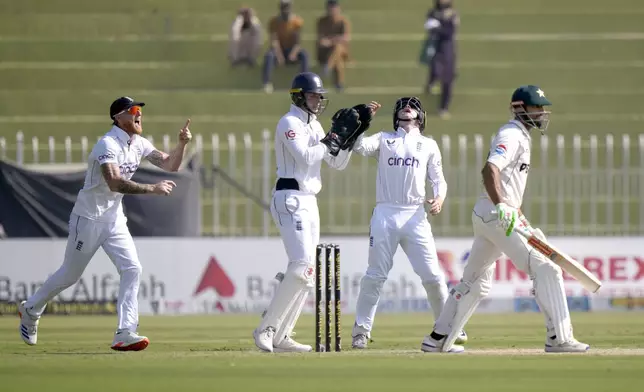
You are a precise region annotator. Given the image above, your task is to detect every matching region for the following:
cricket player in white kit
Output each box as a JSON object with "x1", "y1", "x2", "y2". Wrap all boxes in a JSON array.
[
  {"x1": 349, "y1": 97, "x2": 465, "y2": 349},
  {"x1": 424, "y1": 85, "x2": 590, "y2": 353},
  {"x1": 18, "y1": 96, "x2": 192, "y2": 351},
  {"x1": 254, "y1": 72, "x2": 373, "y2": 352}
]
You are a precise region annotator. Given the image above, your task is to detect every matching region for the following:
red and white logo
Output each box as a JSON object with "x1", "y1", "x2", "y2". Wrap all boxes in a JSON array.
[
  {"x1": 494, "y1": 144, "x2": 507, "y2": 156},
  {"x1": 305, "y1": 266, "x2": 314, "y2": 279},
  {"x1": 285, "y1": 129, "x2": 296, "y2": 140},
  {"x1": 194, "y1": 256, "x2": 236, "y2": 313},
  {"x1": 194, "y1": 256, "x2": 235, "y2": 297}
]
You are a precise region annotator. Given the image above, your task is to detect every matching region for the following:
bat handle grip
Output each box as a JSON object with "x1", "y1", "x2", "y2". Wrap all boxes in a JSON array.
[{"x1": 513, "y1": 224, "x2": 532, "y2": 239}]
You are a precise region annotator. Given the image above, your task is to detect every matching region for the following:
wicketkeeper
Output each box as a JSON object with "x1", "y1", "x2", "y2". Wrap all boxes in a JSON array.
[
  {"x1": 349, "y1": 97, "x2": 466, "y2": 349},
  {"x1": 424, "y1": 85, "x2": 590, "y2": 353},
  {"x1": 254, "y1": 72, "x2": 377, "y2": 352}
]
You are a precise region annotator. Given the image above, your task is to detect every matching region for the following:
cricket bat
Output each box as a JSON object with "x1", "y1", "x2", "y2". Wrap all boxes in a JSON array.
[{"x1": 514, "y1": 226, "x2": 602, "y2": 293}]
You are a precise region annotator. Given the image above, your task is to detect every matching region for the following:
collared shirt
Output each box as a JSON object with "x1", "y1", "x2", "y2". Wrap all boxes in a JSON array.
[
  {"x1": 269, "y1": 15, "x2": 304, "y2": 50},
  {"x1": 274, "y1": 105, "x2": 352, "y2": 195},
  {"x1": 71, "y1": 126, "x2": 155, "y2": 222},
  {"x1": 482, "y1": 119, "x2": 532, "y2": 208},
  {"x1": 354, "y1": 127, "x2": 447, "y2": 205}
]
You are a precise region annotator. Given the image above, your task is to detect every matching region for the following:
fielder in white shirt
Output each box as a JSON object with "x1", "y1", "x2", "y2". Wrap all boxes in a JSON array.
[
  {"x1": 424, "y1": 85, "x2": 590, "y2": 353},
  {"x1": 18, "y1": 96, "x2": 192, "y2": 351},
  {"x1": 253, "y1": 72, "x2": 373, "y2": 353},
  {"x1": 349, "y1": 97, "x2": 466, "y2": 349}
]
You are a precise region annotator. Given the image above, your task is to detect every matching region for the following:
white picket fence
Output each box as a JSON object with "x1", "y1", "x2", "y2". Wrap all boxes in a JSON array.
[{"x1": 1, "y1": 131, "x2": 643, "y2": 237}]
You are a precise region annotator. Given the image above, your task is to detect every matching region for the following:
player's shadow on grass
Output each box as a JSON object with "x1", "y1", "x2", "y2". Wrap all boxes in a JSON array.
[
  {"x1": 15, "y1": 351, "x2": 116, "y2": 355},
  {"x1": 189, "y1": 347, "x2": 252, "y2": 352}
]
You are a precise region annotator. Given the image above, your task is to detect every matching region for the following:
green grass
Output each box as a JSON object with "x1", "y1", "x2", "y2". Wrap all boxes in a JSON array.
[{"x1": 1, "y1": 313, "x2": 644, "y2": 392}]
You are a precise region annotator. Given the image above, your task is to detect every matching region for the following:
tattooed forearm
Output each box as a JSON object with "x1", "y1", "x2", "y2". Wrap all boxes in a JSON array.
[
  {"x1": 101, "y1": 163, "x2": 152, "y2": 194},
  {"x1": 165, "y1": 144, "x2": 187, "y2": 172},
  {"x1": 115, "y1": 180, "x2": 154, "y2": 194},
  {"x1": 146, "y1": 150, "x2": 168, "y2": 170}
]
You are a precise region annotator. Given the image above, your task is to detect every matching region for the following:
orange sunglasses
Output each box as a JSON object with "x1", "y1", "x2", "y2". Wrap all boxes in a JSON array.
[{"x1": 125, "y1": 105, "x2": 142, "y2": 115}]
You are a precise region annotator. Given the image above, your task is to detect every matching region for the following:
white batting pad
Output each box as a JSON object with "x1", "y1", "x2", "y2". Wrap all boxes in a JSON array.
[
  {"x1": 423, "y1": 281, "x2": 448, "y2": 320},
  {"x1": 532, "y1": 288, "x2": 556, "y2": 337},
  {"x1": 259, "y1": 261, "x2": 315, "y2": 333},
  {"x1": 273, "y1": 290, "x2": 309, "y2": 346},
  {"x1": 439, "y1": 267, "x2": 494, "y2": 352},
  {"x1": 533, "y1": 262, "x2": 573, "y2": 343},
  {"x1": 440, "y1": 282, "x2": 480, "y2": 352}
]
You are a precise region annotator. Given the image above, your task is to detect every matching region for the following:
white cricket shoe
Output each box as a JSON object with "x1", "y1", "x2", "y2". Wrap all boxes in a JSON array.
[
  {"x1": 421, "y1": 335, "x2": 464, "y2": 353},
  {"x1": 273, "y1": 335, "x2": 312, "y2": 353},
  {"x1": 18, "y1": 301, "x2": 39, "y2": 346},
  {"x1": 352, "y1": 334, "x2": 368, "y2": 349},
  {"x1": 545, "y1": 337, "x2": 590, "y2": 353},
  {"x1": 254, "y1": 327, "x2": 275, "y2": 352},
  {"x1": 111, "y1": 330, "x2": 149, "y2": 351},
  {"x1": 455, "y1": 330, "x2": 468, "y2": 345}
]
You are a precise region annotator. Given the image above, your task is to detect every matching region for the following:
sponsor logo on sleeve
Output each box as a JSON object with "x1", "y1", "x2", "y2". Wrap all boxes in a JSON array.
[
  {"x1": 493, "y1": 144, "x2": 507, "y2": 156},
  {"x1": 285, "y1": 130, "x2": 296, "y2": 140},
  {"x1": 97, "y1": 152, "x2": 115, "y2": 162}
]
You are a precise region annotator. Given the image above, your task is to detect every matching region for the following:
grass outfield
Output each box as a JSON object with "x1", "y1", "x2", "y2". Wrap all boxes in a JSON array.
[
  {"x1": 1, "y1": 313, "x2": 644, "y2": 391},
  {"x1": 1, "y1": 0, "x2": 643, "y2": 140}
]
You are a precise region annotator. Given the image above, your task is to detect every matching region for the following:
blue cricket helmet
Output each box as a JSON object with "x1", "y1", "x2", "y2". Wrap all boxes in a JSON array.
[{"x1": 289, "y1": 72, "x2": 328, "y2": 115}]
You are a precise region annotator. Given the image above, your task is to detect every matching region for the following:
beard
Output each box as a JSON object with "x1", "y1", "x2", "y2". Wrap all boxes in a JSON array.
[{"x1": 120, "y1": 120, "x2": 142, "y2": 135}]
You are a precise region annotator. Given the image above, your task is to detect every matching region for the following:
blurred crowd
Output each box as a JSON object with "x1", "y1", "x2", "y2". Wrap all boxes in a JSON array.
[{"x1": 227, "y1": 0, "x2": 458, "y2": 117}]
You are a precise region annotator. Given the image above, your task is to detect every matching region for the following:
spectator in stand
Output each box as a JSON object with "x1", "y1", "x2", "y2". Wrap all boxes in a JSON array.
[
  {"x1": 316, "y1": 0, "x2": 351, "y2": 92},
  {"x1": 422, "y1": 0, "x2": 459, "y2": 119},
  {"x1": 262, "y1": 0, "x2": 309, "y2": 93},
  {"x1": 228, "y1": 7, "x2": 263, "y2": 67}
]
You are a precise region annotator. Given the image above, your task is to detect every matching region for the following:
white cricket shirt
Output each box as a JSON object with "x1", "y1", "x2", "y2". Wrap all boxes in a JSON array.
[
  {"x1": 71, "y1": 126, "x2": 155, "y2": 222},
  {"x1": 353, "y1": 127, "x2": 447, "y2": 205},
  {"x1": 480, "y1": 119, "x2": 532, "y2": 208},
  {"x1": 274, "y1": 104, "x2": 352, "y2": 195}
]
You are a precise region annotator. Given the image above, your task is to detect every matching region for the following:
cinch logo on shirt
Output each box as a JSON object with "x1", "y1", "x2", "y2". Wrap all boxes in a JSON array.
[
  {"x1": 98, "y1": 153, "x2": 115, "y2": 161},
  {"x1": 119, "y1": 163, "x2": 139, "y2": 175},
  {"x1": 388, "y1": 156, "x2": 419, "y2": 168}
]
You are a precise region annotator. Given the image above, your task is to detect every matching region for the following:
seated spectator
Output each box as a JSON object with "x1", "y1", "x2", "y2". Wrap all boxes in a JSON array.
[
  {"x1": 262, "y1": 0, "x2": 309, "y2": 93},
  {"x1": 316, "y1": 0, "x2": 351, "y2": 91},
  {"x1": 228, "y1": 7, "x2": 263, "y2": 67}
]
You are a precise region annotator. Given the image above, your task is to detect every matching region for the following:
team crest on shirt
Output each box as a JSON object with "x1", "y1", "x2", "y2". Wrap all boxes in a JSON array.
[
  {"x1": 416, "y1": 142, "x2": 423, "y2": 152},
  {"x1": 493, "y1": 144, "x2": 507, "y2": 156}
]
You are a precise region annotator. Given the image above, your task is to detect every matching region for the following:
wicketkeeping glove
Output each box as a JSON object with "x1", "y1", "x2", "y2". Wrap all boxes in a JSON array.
[
  {"x1": 341, "y1": 104, "x2": 374, "y2": 151},
  {"x1": 320, "y1": 108, "x2": 362, "y2": 156}
]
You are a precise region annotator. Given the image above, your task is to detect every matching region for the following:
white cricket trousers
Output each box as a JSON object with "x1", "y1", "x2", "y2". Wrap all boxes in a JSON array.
[
  {"x1": 354, "y1": 204, "x2": 447, "y2": 336},
  {"x1": 271, "y1": 190, "x2": 320, "y2": 265},
  {"x1": 434, "y1": 197, "x2": 573, "y2": 343},
  {"x1": 25, "y1": 214, "x2": 143, "y2": 332},
  {"x1": 261, "y1": 190, "x2": 318, "y2": 342}
]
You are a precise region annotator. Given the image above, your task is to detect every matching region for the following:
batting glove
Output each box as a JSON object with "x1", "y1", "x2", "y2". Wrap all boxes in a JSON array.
[{"x1": 495, "y1": 203, "x2": 518, "y2": 237}]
